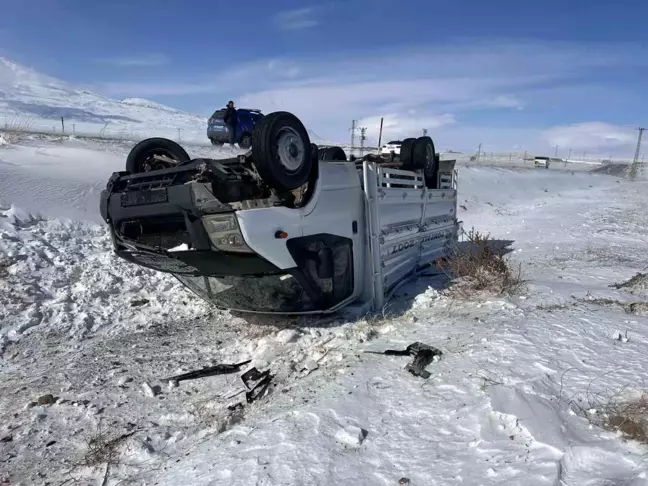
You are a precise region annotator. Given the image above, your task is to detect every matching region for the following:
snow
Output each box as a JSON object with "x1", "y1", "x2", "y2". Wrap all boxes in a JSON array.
[
  {"x1": 2, "y1": 56, "x2": 648, "y2": 485},
  {"x1": 2, "y1": 144, "x2": 648, "y2": 484}
]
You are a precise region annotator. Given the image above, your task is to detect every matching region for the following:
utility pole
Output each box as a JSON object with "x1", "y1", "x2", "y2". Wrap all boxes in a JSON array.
[
  {"x1": 350, "y1": 120, "x2": 357, "y2": 152},
  {"x1": 568, "y1": 148, "x2": 571, "y2": 160},
  {"x1": 554, "y1": 145, "x2": 558, "y2": 157},
  {"x1": 628, "y1": 127, "x2": 646, "y2": 180},
  {"x1": 422, "y1": 128, "x2": 428, "y2": 136},
  {"x1": 477, "y1": 143, "x2": 482, "y2": 161},
  {"x1": 632, "y1": 127, "x2": 645, "y2": 164},
  {"x1": 359, "y1": 127, "x2": 367, "y2": 156},
  {"x1": 377, "y1": 117, "x2": 384, "y2": 150}
]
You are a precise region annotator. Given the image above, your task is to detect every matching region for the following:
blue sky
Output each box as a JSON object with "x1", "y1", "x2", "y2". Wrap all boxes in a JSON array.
[{"x1": 1, "y1": 0, "x2": 647, "y2": 154}]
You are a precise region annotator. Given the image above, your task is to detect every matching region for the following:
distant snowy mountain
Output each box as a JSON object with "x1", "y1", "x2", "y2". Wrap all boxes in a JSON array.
[
  {"x1": 0, "y1": 57, "x2": 208, "y2": 143},
  {"x1": 118, "y1": 97, "x2": 183, "y2": 113}
]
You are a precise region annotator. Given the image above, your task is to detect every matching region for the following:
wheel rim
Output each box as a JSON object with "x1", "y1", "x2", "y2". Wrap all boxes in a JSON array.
[{"x1": 276, "y1": 127, "x2": 305, "y2": 173}]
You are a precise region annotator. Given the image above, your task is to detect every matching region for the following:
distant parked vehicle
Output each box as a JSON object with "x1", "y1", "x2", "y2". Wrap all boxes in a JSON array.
[
  {"x1": 207, "y1": 108, "x2": 264, "y2": 149},
  {"x1": 534, "y1": 156, "x2": 561, "y2": 169},
  {"x1": 381, "y1": 140, "x2": 403, "y2": 156}
]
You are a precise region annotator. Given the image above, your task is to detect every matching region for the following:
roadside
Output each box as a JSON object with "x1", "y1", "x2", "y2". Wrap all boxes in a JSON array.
[{"x1": 2, "y1": 164, "x2": 647, "y2": 484}]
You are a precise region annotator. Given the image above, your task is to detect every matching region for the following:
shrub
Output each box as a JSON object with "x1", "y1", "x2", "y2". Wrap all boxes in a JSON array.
[{"x1": 438, "y1": 228, "x2": 524, "y2": 297}]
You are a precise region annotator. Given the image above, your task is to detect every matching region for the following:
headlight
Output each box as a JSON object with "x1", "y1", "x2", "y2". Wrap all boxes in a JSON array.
[{"x1": 202, "y1": 214, "x2": 254, "y2": 254}]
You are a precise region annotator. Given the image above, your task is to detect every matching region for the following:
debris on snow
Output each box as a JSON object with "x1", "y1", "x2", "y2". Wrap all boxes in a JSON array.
[
  {"x1": 37, "y1": 394, "x2": 55, "y2": 406},
  {"x1": 365, "y1": 342, "x2": 443, "y2": 379},
  {"x1": 241, "y1": 367, "x2": 273, "y2": 403},
  {"x1": 163, "y1": 360, "x2": 252, "y2": 384},
  {"x1": 141, "y1": 382, "x2": 159, "y2": 398},
  {"x1": 335, "y1": 425, "x2": 368, "y2": 447}
]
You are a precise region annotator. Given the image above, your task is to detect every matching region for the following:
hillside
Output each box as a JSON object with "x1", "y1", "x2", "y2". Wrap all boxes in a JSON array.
[{"x1": 0, "y1": 58, "x2": 207, "y2": 143}]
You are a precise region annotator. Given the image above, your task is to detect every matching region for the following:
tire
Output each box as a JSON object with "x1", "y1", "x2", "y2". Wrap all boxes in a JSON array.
[
  {"x1": 399, "y1": 138, "x2": 416, "y2": 170},
  {"x1": 251, "y1": 111, "x2": 313, "y2": 192},
  {"x1": 412, "y1": 137, "x2": 438, "y2": 188},
  {"x1": 321, "y1": 146, "x2": 347, "y2": 161},
  {"x1": 126, "y1": 138, "x2": 190, "y2": 173},
  {"x1": 310, "y1": 144, "x2": 319, "y2": 162},
  {"x1": 240, "y1": 134, "x2": 252, "y2": 149},
  {"x1": 210, "y1": 138, "x2": 223, "y2": 146}
]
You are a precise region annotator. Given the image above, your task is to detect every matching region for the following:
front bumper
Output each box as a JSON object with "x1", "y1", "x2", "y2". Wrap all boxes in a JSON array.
[{"x1": 100, "y1": 166, "x2": 278, "y2": 277}]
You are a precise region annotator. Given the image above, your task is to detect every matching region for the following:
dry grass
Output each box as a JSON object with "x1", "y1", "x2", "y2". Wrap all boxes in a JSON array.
[
  {"x1": 610, "y1": 272, "x2": 648, "y2": 292},
  {"x1": 81, "y1": 429, "x2": 135, "y2": 468},
  {"x1": 587, "y1": 392, "x2": 648, "y2": 444},
  {"x1": 1, "y1": 115, "x2": 34, "y2": 144},
  {"x1": 438, "y1": 228, "x2": 525, "y2": 297},
  {"x1": 576, "y1": 293, "x2": 648, "y2": 315}
]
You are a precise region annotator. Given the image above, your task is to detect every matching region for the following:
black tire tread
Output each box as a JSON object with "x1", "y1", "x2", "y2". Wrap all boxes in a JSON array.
[
  {"x1": 413, "y1": 136, "x2": 438, "y2": 188},
  {"x1": 399, "y1": 138, "x2": 416, "y2": 170}
]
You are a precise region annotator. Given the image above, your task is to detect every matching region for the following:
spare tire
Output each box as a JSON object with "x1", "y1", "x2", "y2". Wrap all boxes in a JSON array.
[
  {"x1": 413, "y1": 136, "x2": 438, "y2": 187},
  {"x1": 126, "y1": 138, "x2": 190, "y2": 174},
  {"x1": 399, "y1": 138, "x2": 416, "y2": 170},
  {"x1": 321, "y1": 146, "x2": 347, "y2": 161},
  {"x1": 251, "y1": 111, "x2": 313, "y2": 192}
]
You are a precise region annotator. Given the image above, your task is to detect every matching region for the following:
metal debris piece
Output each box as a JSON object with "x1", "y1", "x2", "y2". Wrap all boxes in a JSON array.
[
  {"x1": 241, "y1": 367, "x2": 272, "y2": 403},
  {"x1": 365, "y1": 341, "x2": 443, "y2": 379},
  {"x1": 163, "y1": 359, "x2": 252, "y2": 383}
]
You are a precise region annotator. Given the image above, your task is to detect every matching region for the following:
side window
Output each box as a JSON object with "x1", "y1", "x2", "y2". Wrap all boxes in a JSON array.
[{"x1": 211, "y1": 110, "x2": 225, "y2": 120}]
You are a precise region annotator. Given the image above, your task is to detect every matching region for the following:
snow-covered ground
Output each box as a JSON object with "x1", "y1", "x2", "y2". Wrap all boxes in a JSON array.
[
  {"x1": 0, "y1": 58, "x2": 209, "y2": 144},
  {"x1": 1, "y1": 129, "x2": 648, "y2": 485}
]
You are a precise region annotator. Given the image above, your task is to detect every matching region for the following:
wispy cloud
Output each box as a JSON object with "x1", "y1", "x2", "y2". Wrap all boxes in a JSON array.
[
  {"x1": 99, "y1": 54, "x2": 169, "y2": 67},
  {"x1": 274, "y1": 7, "x2": 319, "y2": 31},
  {"x1": 96, "y1": 40, "x2": 647, "y2": 154},
  {"x1": 543, "y1": 122, "x2": 638, "y2": 155}
]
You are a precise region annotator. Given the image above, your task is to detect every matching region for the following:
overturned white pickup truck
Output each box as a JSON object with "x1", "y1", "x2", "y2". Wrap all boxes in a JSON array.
[{"x1": 99, "y1": 112, "x2": 460, "y2": 315}]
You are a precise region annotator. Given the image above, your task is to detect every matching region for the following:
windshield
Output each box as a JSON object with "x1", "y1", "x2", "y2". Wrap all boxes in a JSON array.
[{"x1": 176, "y1": 274, "x2": 316, "y2": 313}]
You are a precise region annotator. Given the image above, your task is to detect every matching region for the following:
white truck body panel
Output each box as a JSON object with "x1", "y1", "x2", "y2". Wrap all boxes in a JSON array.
[{"x1": 235, "y1": 159, "x2": 458, "y2": 314}]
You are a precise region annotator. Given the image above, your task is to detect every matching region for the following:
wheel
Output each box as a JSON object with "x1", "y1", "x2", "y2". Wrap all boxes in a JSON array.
[
  {"x1": 310, "y1": 143, "x2": 319, "y2": 162},
  {"x1": 126, "y1": 138, "x2": 190, "y2": 173},
  {"x1": 412, "y1": 136, "x2": 438, "y2": 187},
  {"x1": 240, "y1": 134, "x2": 252, "y2": 149},
  {"x1": 399, "y1": 138, "x2": 416, "y2": 170},
  {"x1": 251, "y1": 111, "x2": 313, "y2": 192},
  {"x1": 321, "y1": 146, "x2": 347, "y2": 161},
  {"x1": 210, "y1": 138, "x2": 223, "y2": 146}
]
